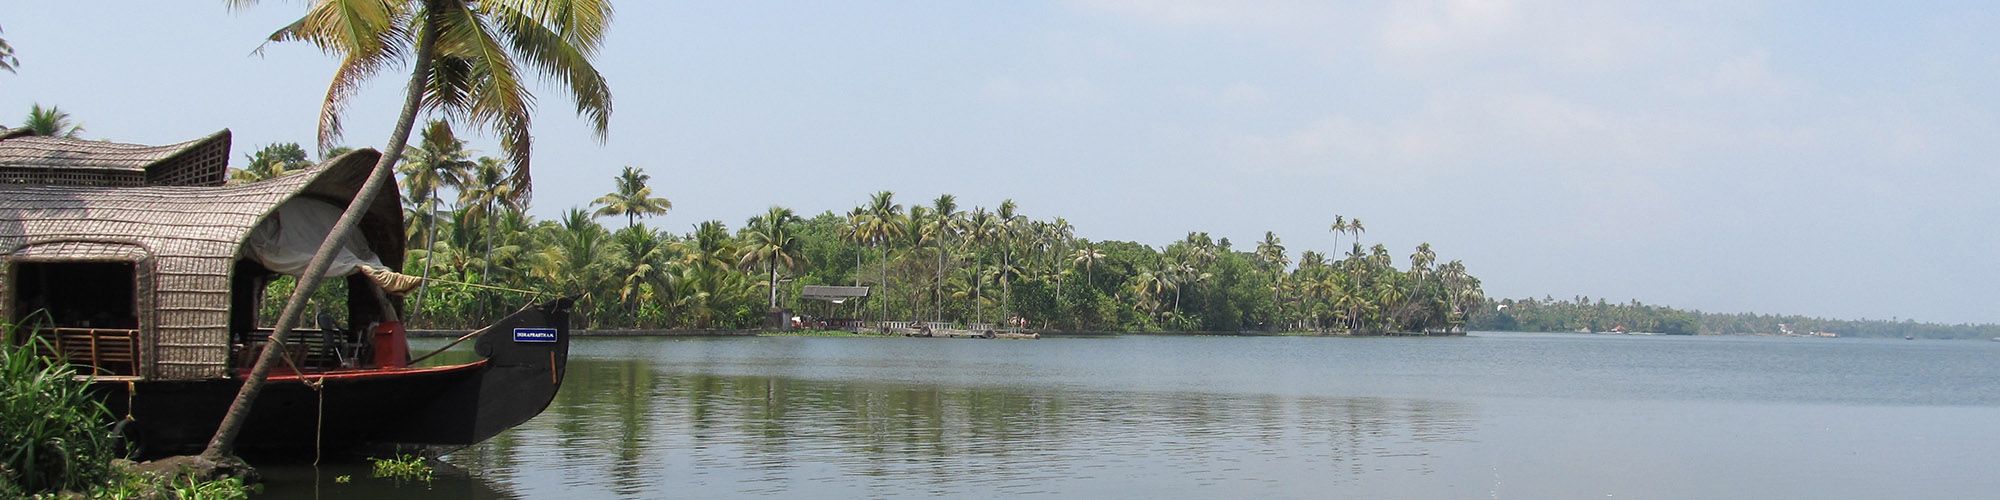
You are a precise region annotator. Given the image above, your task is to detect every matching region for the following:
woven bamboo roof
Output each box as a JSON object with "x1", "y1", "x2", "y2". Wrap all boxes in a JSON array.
[
  {"x1": 0, "y1": 148, "x2": 402, "y2": 379},
  {"x1": 0, "y1": 129, "x2": 231, "y2": 187}
]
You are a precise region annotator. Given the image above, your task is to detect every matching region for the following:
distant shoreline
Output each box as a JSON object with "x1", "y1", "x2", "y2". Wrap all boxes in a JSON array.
[{"x1": 408, "y1": 329, "x2": 1470, "y2": 339}]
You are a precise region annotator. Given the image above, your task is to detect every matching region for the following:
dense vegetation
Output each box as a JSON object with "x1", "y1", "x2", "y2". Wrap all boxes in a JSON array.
[
  {"x1": 1, "y1": 324, "x2": 250, "y2": 498},
  {"x1": 1469, "y1": 296, "x2": 2000, "y2": 339},
  {"x1": 238, "y1": 123, "x2": 1485, "y2": 334}
]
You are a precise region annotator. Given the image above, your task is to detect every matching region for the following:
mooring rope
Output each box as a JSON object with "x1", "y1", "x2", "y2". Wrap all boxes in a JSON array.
[
  {"x1": 406, "y1": 301, "x2": 538, "y2": 366},
  {"x1": 259, "y1": 336, "x2": 329, "y2": 464},
  {"x1": 314, "y1": 378, "x2": 326, "y2": 467},
  {"x1": 397, "y1": 274, "x2": 543, "y2": 329},
  {"x1": 414, "y1": 276, "x2": 542, "y2": 296}
]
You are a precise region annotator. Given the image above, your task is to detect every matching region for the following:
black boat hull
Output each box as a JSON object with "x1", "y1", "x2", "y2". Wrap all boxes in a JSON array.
[{"x1": 93, "y1": 298, "x2": 572, "y2": 460}]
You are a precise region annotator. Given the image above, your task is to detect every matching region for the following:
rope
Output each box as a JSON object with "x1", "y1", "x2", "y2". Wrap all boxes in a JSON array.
[
  {"x1": 262, "y1": 336, "x2": 329, "y2": 465},
  {"x1": 314, "y1": 378, "x2": 325, "y2": 466},
  {"x1": 406, "y1": 301, "x2": 536, "y2": 365},
  {"x1": 398, "y1": 275, "x2": 542, "y2": 332},
  {"x1": 416, "y1": 276, "x2": 542, "y2": 296}
]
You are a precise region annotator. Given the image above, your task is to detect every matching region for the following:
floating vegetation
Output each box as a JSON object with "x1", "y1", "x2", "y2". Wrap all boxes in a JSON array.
[{"x1": 369, "y1": 454, "x2": 434, "y2": 484}]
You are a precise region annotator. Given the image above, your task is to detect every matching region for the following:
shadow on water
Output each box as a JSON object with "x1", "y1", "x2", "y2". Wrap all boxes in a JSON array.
[{"x1": 377, "y1": 348, "x2": 1483, "y2": 498}]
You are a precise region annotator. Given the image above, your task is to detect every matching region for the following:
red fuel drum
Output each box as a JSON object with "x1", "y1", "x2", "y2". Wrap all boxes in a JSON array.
[{"x1": 373, "y1": 321, "x2": 410, "y2": 368}]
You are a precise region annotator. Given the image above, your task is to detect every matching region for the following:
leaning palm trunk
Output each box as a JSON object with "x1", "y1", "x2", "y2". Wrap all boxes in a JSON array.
[
  {"x1": 202, "y1": 8, "x2": 441, "y2": 460},
  {"x1": 408, "y1": 194, "x2": 440, "y2": 322}
]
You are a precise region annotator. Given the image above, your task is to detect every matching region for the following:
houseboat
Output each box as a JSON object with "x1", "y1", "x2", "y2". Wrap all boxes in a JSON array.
[{"x1": 0, "y1": 129, "x2": 571, "y2": 459}]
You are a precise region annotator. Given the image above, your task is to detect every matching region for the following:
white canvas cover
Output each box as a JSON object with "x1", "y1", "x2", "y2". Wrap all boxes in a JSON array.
[{"x1": 246, "y1": 198, "x2": 385, "y2": 277}]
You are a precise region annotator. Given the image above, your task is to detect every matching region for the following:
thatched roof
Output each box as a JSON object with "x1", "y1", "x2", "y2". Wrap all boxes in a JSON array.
[
  {"x1": 0, "y1": 129, "x2": 232, "y2": 187},
  {"x1": 0, "y1": 148, "x2": 402, "y2": 379},
  {"x1": 802, "y1": 285, "x2": 870, "y2": 301}
]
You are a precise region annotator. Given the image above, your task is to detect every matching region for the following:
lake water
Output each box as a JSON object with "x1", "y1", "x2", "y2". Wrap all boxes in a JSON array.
[{"x1": 262, "y1": 333, "x2": 2000, "y2": 499}]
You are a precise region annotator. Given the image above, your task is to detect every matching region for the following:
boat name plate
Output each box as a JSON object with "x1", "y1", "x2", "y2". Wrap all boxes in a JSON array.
[{"x1": 513, "y1": 328, "x2": 559, "y2": 343}]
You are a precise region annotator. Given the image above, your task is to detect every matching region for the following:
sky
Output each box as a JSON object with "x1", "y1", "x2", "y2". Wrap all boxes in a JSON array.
[{"x1": 2, "y1": 1, "x2": 1996, "y2": 324}]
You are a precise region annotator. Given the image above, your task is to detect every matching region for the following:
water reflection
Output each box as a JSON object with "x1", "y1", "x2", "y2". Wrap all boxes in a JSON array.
[{"x1": 434, "y1": 351, "x2": 1479, "y2": 498}]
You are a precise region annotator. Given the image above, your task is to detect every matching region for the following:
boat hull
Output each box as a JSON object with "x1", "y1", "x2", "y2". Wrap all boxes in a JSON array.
[{"x1": 93, "y1": 298, "x2": 572, "y2": 460}]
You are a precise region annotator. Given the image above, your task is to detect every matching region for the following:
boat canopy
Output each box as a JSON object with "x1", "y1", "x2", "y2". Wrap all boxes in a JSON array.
[{"x1": 0, "y1": 131, "x2": 404, "y2": 380}]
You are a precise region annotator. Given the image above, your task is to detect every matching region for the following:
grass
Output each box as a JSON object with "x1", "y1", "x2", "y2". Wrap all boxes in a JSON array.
[
  {"x1": 369, "y1": 454, "x2": 434, "y2": 484},
  {"x1": 1, "y1": 321, "x2": 253, "y2": 498}
]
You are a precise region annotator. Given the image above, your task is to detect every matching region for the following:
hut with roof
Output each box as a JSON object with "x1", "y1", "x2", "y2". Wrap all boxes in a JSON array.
[{"x1": 0, "y1": 129, "x2": 406, "y2": 380}]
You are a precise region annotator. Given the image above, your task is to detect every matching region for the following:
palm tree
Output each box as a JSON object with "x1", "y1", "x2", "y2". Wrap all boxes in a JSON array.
[
  {"x1": 592, "y1": 166, "x2": 673, "y2": 228},
  {"x1": 535, "y1": 207, "x2": 617, "y2": 298},
  {"x1": 611, "y1": 225, "x2": 673, "y2": 325},
  {"x1": 21, "y1": 104, "x2": 83, "y2": 138},
  {"x1": 229, "y1": 142, "x2": 314, "y2": 183},
  {"x1": 1401, "y1": 243, "x2": 1437, "y2": 331},
  {"x1": 210, "y1": 0, "x2": 615, "y2": 459},
  {"x1": 862, "y1": 191, "x2": 903, "y2": 322},
  {"x1": 926, "y1": 194, "x2": 961, "y2": 322},
  {"x1": 398, "y1": 120, "x2": 474, "y2": 319},
  {"x1": 673, "y1": 220, "x2": 736, "y2": 274},
  {"x1": 739, "y1": 206, "x2": 802, "y2": 313},
  {"x1": 995, "y1": 199, "x2": 1025, "y2": 321},
  {"x1": 962, "y1": 208, "x2": 999, "y2": 323},
  {"x1": 1328, "y1": 215, "x2": 1346, "y2": 251},
  {"x1": 839, "y1": 207, "x2": 868, "y2": 285},
  {"x1": 1047, "y1": 217, "x2": 1074, "y2": 305},
  {"x1": 0, "y1": 24, "x2": 17, "y2": 75},
  {"x1": 1255, "y1": 231, "x2": 1287, "y2": 327},
  {"x1": 400, "y1": 120, "x2": 475, "y2": 235},
  {"x1": 1070, "y1": 242, "x2": 1104, "y2": 289},
  {"x1": 456, "y1": 156, "x2": 519, "y2": 301}
]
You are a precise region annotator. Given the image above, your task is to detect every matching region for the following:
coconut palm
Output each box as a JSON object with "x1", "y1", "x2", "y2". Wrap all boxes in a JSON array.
[
  {"x1": 1255, "y1": 231, "x2": 1288, "y2": 326},
  {"x1": 535, "y1": 207, "x2": 618, "y2": 297},
  {"x1": 1070, "y1": 242, "x2": 1104, "y2": 289},
  {"x1": 398, "y1": 120, "x2": 475, "y2": 319},
  {"x1": 861, "y1": 191, "x2": 903, "y2": 321},
  {"x1": 926, "y1": 194, "x2": 961, "y2": 322},
  {"x1": 0, "y1": 24, "x2": 17, "y2": 74},
  {"x1": 211, "y1": 0, "x2": 615, "y2": 458},
  {"x1": 740, "y1": 206, "x2": 802, "y2": 312},
  {"x1": 1047, "y1": 217, "x2": 1074, "y2": 302},
  {"x1": 994, "y1": 199, "x2": 1026, "y2": 320},
  {"x1": 230, "y1": 142, "x2": 314, "y2": 183},
  {"x1": 1328, "y1": 215, "x2": 1346, "y2": 250},
  {"x1": 960, "y1": 208, "x2": 999, "y2": 323},
  {"x1": 400, "y1": 120, "x2": 475, "y2": 230},
  {"x1": 611, "y1": 225, "x2": 674, "y2": 324},
  {"x1": 839, "y1": 207, "x2": 868, "y2": 284},
  {"x1": 455, "y1": 156, "x2": 518, "y2": 303},
  {"x1": 902, "y1": 204, "x2": 933, "y2": 319},
  {"x1": 592, "y1": 165, "x2": 673, "y2": 228},
  {"x1": 674, "y1": 220, "x2": 735, "y2": 273},
  {"x1": 21, "y1": 104, "x2": 82, "y2": 138}
]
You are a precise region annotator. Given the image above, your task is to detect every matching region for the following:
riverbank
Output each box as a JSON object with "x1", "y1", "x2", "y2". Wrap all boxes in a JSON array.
[{"x1": 410, "y1": 328, "x2": 1465, "y2": 338}]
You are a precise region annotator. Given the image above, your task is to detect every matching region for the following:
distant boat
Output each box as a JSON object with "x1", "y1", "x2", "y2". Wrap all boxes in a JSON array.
[{"x1": 1905, "y1": 335, "x2": 1914, "y2": 340}]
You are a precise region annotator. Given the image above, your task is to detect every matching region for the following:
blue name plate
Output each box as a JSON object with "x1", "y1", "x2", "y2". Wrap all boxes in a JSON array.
[{"x1": 513, "y1": 328, "x2": 558, "y2": 343}]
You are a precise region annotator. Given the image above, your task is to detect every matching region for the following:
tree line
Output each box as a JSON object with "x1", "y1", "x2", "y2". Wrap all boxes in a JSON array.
[
  {"x1": 231, "y1": 124, "x2": 1486, "y2": 333},
  {"x1": 1468, "y1": 296, "x2": 2000, "y2": 339}
]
